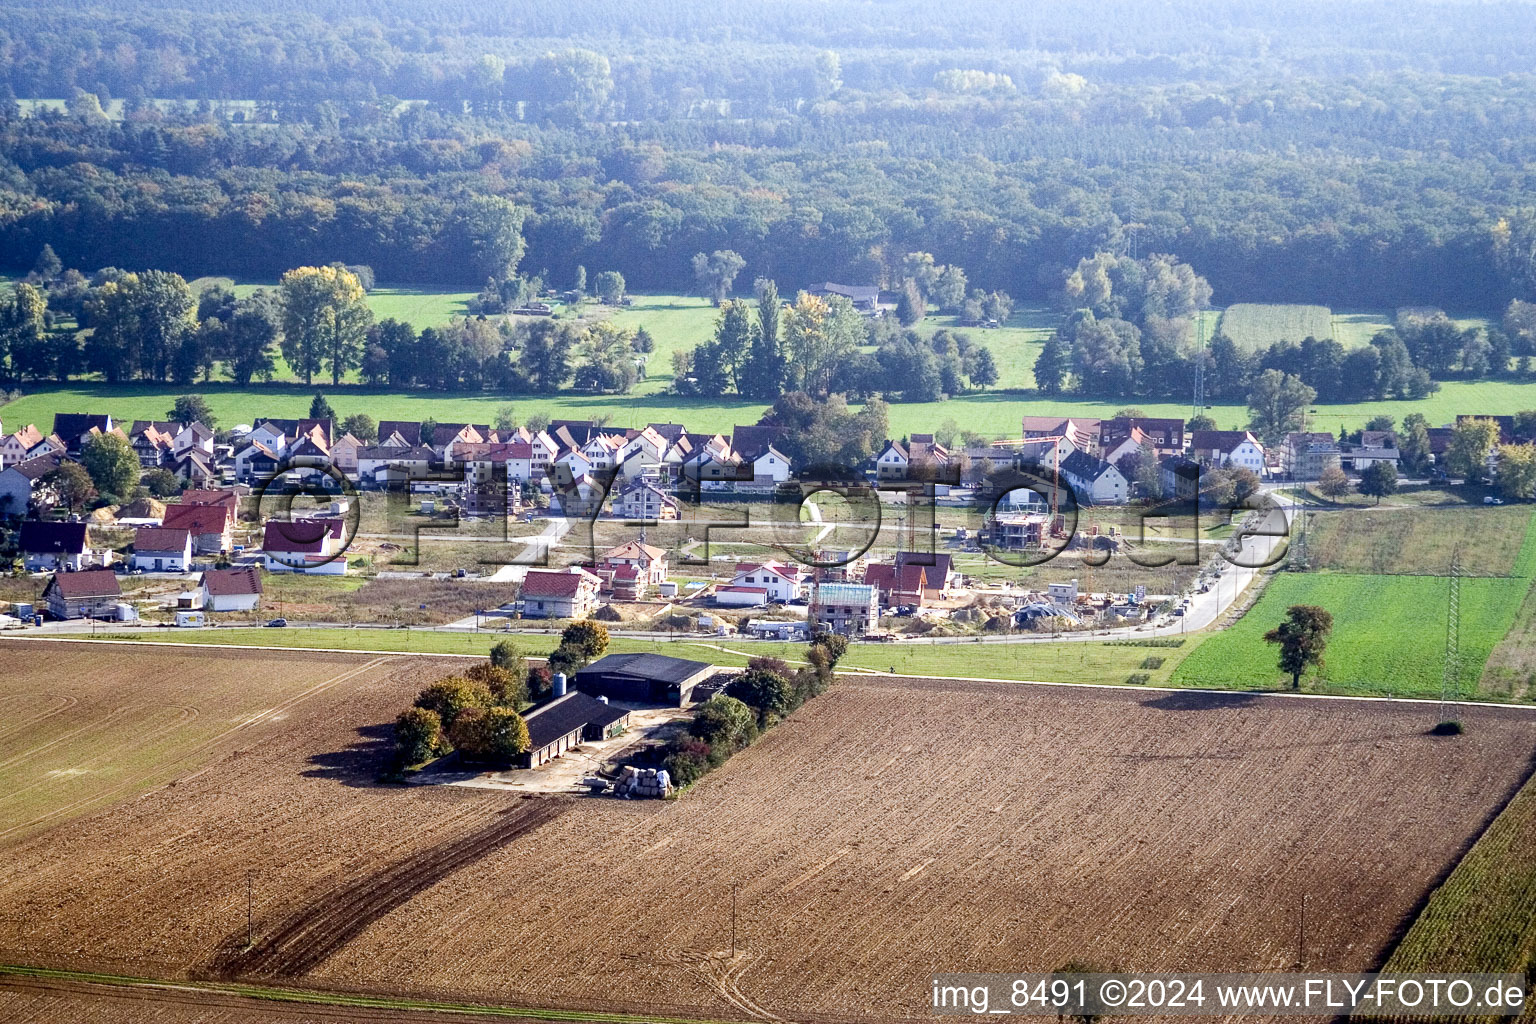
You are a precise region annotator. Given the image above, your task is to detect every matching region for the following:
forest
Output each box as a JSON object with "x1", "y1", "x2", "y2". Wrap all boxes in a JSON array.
[{"x1": 2, "y1": 0, "x2": 1536, "y2": 317}]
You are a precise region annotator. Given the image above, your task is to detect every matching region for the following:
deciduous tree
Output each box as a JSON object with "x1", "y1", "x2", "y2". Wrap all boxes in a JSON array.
[
  {"x1": 1264, "y1": 605, "x2": 1334, "y2": 689},
  {"x1": 81, "y1": 431, "x2": 139, "y2": 500}
]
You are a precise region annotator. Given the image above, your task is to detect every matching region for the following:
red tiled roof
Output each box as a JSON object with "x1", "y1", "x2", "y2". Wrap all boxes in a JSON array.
[
  {"x1": 134, "y1": 527, "x2": 190, "y2": 552},
  {"x1": 201, "y1": 566, "x2": 263, "y2": 597},
  {"x1": 520, "y1": 569, "x2": 596, "y2": 598},
  {"x1": 48, "y1": 569, "x2": 120, "y2": 599},
  {"x1": 163, "y1": 503, "x2": 230, "y2": 536}
]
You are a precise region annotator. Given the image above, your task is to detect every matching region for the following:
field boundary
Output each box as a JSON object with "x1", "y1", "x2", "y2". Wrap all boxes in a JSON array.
[
  {"x1": 0, "y1": 964, "x2": 734, "y2": 1023},
  {"x1": 11, "y1": 635, "x2": 1536, "y2": 709}
]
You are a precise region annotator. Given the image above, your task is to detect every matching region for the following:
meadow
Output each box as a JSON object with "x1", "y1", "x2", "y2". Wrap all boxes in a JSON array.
[
  {"x1": 1302, "y1": 505, "x2": 1534, "y2": 576},
  {"x1": 1170, "y1": 571, "x2": 1531, "y2": 699},
  {"x1": 2, "y1": 280, "x2": 1523, "y2": 438},
  {"x1": 1218, "y1": 303, "x2": 1334, "y2": 350},
  {"x1": 9, "y1": 376, "x2": 1536, "y2": 443},
  {"x1": 76, "y1": 628, "x2": 1201, "y2": 687}
]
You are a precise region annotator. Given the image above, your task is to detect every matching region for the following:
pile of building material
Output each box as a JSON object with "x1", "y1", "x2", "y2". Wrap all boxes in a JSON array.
[{"x1": 613, "y1": 766, "x2": 671, "y2": 799}]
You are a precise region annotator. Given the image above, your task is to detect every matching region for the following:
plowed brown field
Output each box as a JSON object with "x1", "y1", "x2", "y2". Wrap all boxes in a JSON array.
[{"x1": 2, "y1": 648, "x2": 1534, "y2": 1023}]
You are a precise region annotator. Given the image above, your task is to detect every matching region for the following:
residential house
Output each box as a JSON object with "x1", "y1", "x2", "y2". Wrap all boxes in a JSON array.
[
  {"x1": 810, "y1": 582, "x2": 880, "y2": 635},
  {"x1": 171, "y1": 422, "x2": 215, "y2": 458},
  {"x1": 1159, "y1": 455, "x2": 1203, "y2": 501},
  {"x1": 234, "y1": 440, "x2": 282, "y2": 485},
  {"x1": 0, "y1": 425, "x2": 46, "y2": 468},
  {"x1": 894, "y1": 550, "x2": 956, "y2": 594},
  {"x1": 520, "y1": 567, "x2": 602, "y2": 619},
  {"x1": 551, "y1": 473, "x2": 607, "y2": 519},
  {"x1": 1101, "y1": 425, "x2": 1156, "y2": 468},
  {"x1": 1188, "y1": 430, "x2": 1267, "y2": 474},
  {"x1": 375, "y1": 421, "x2": 423, "y2": 448},
  {"x1": 330, "y1": 432, "x2": 363, "y2": 476},
  {"x1": 171, "y1": 448, "x2": 218, "y2": 486},
  {"x1": 863, "y1": 562, "x2": 929, "y2": 608},
  {"x1": 599, "y1": 541, "x2": 669, "y2": 586},
  {"x1": 1014, "y1": 435, "x2": 1078, "y2": 475},
  {"x1": 354, "y1": 445, "x2": 436, "y2": 486},
  {"x1": 729, "y1": 561, "x2": 806, "y2": 604},
  {"x1": 1059, "y1": 451, "x2": 1129, "y2": 505},
  {"x1": 0, "y1": 452, "x2": 65, "y2": 517},
  {"x1": 128, "y1": 422, "x2": 176, "y2": 467},
  {"x1": 20, "y1": 520, "x2": 94, "y2": 571},
  {"x1": 1280, "y1": 433, "x2": 1343, "y2": 480},
  {"x1": 200, "y1": 566, "x2": 264, "y2": 611},
  {"x1": 875, "y1": 440, "x2": 910, "y2": 480},
  {"x1": 614, "y1": 480, "x2": 680, "y2": 520},
  {"x1": 1101, "y1": 416, "x2": 1185, "y2": 455},
  {"x1": 131, "y1": 527, "x2": 193, "y2": 572},
  {"x1": 1346, "y1": 431, "x2": 1401, "y2": 473},
  {"x1": 162, "y1": 502, "x2": 234, "y2": 554},
  {"x1": 44, "y1": 569, "x2": 121, "y2": 619},
  {"x1": 1020, "y1": 416, "x2": 1101, "y2": 454},
  {"x1": 51, "y1": 413, "x2": 113, "y2": 453},
  {"x1": 262, "y1": 518, "x2": 347, "y2": 575}
]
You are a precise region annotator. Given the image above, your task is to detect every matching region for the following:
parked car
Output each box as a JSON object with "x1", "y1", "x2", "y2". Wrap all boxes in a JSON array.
[{"x1": 266, "y1": 617, "x2": 288, "y2": 627}]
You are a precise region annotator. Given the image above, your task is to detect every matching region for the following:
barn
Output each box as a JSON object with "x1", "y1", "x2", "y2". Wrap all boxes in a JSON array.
[
  {"x1": 575, "y1": 653, "x2": 715, "y2": 706},
  {"x1": 518, "y1": 690, "x2": 632, "y2": 768}
]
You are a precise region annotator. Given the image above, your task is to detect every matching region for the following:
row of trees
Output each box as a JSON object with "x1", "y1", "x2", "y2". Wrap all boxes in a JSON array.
[
  {"x1": 663, "y1": 634, "x2": 846, "y2": 787},
  {"x1": 673, "y1": 282, "x2": 1000, "y2": 403}
]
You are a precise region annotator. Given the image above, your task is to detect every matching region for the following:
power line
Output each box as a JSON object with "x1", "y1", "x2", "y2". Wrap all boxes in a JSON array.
[{"x1": 1442, "y1": 547, "x2": 1462, "y2": 710}]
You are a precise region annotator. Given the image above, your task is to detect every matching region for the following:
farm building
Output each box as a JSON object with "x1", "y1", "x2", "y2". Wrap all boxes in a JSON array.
[
  {"x1": 44, "y1": 570, "x2": 121, "y2": 619},
  {"x1": 200, "y1": 566, "x2": 263, "y2": 611},
  {"x1": 575, "y1": 653, "x2": 715, "y2": 706},
  {"x1": 518, "y1": 689, "x2": 632, "y2": 768}
]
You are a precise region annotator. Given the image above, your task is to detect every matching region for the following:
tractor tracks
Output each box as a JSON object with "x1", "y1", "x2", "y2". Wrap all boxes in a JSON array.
[{"x1": 213, "y1": 797, "x2": 570, "y2": 980}]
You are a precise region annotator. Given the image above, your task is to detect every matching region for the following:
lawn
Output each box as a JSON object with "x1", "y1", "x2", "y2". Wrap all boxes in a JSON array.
[
  {"x1": 1218, "y1": 303, "x2": 1334, "y2": 351},
  {"x1": 1381, "y1": 768, "x2": 1536, "y2": 979},
  {"x1": 1170, "y1": 571, "x2": 1531, "y2": 699}
]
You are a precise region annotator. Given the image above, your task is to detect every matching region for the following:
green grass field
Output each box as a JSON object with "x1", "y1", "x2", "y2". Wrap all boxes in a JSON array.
[
  {"x1": 1328, "y1": 310, "x2": 1393, "y2": 349},
  {"x1": 9, "y1": 376, "x2": 1536, "y2": 442},
  {"x1": 75, "y1": 628, "x2": 1198, "y2": 687},
  {"x1": 1217, "y1": 303, "x2": 1334, "y2": 351},
  {"x1": 1380, "y1": 769, "x2": 1536, "y2": 983},
  {"x1": 1303, "y1": 505, "x2": 1534, "y2": 577},
  {"x1": 1171, "y1": 572, "x2": 1531, "y2": 699},
  {"x1": 192, "y1": 277, "x2": 479, "y2": 332}
]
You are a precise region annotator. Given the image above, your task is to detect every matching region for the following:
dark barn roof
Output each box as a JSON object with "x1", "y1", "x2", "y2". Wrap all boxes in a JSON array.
[
  {"x1": 522, "y1": 690, "x2": 627, "y2": 750},
  {"x1": 578, "y1": 652, "x2": 713, "y2": 684}
]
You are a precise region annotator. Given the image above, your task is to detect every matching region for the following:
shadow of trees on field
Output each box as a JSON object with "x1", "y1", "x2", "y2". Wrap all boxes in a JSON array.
[
  {"x1": 1139, "y1": 689, "x2": 1268, "y2": 712},
  {"x1": 302, "y1": 722, "x2": 395, "y2": 788}
]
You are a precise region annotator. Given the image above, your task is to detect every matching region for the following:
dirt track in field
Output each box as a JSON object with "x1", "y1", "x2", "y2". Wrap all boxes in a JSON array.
[
  {"x1": 212, "y1": 796, "x2": 569, "y2": 979},
  {"x1": 2, "y1": 653, "x2": 1535, "y2": 1022}
]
